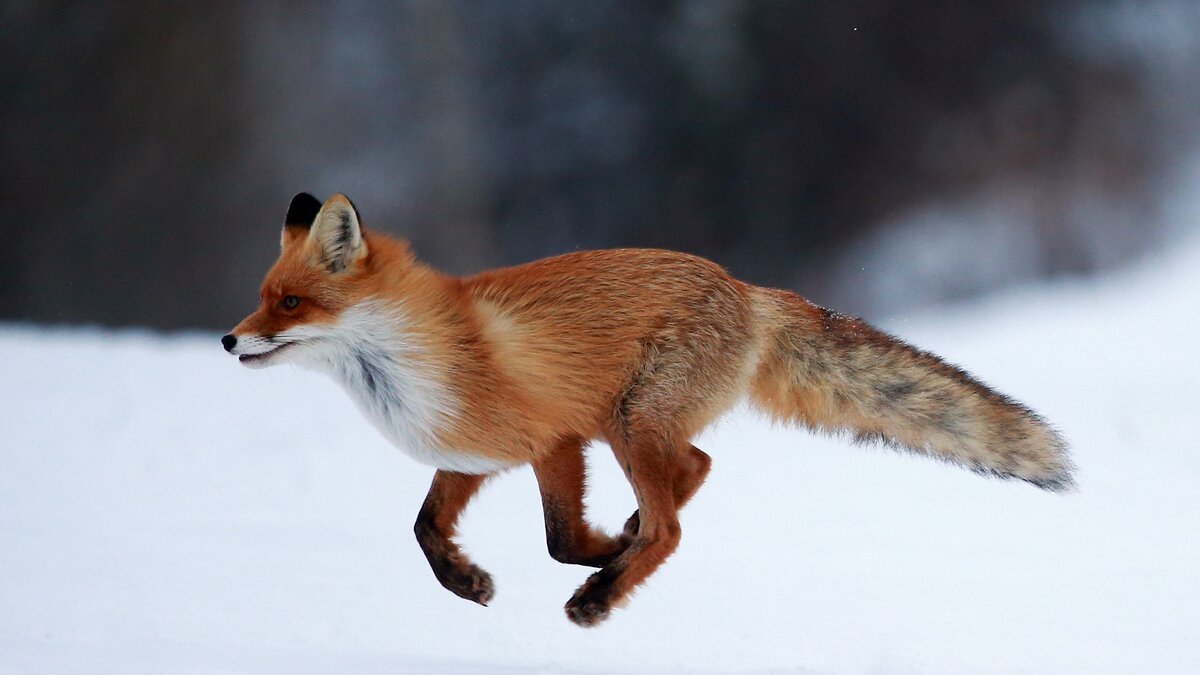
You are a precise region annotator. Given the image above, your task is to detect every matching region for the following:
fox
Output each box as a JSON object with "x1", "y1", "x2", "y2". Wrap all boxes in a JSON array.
[{"x1": 224, "y1": 192, "x2": 1074, "y2": 627}]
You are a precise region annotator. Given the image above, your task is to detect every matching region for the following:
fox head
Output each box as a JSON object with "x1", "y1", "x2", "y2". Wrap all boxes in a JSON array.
[{"x1": 223, "y1": 192, "x2": 396, "y2": 369}]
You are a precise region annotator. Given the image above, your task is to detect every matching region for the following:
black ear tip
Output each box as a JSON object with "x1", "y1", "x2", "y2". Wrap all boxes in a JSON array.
[{"x1": 284, "y1": 192, "x2": 322, "y2": 227}]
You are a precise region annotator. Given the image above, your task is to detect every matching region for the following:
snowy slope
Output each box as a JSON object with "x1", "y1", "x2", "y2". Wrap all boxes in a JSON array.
[{"x1": 2, "y1": 240, "x2": 1198, "y2": 674}]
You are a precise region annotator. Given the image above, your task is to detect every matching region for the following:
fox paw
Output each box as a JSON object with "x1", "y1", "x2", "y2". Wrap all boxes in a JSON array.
[
  {"x1": 564, "y1": 573, "x2": 616, "y2": 627},
  {"x1": 439, "y1": 562, "x2": 495, "y2": 606}
]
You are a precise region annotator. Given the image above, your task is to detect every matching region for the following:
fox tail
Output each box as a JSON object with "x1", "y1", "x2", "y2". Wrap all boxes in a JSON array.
[{"x1": 746, "y1": 288, "x2": 1074, "y2": 492}]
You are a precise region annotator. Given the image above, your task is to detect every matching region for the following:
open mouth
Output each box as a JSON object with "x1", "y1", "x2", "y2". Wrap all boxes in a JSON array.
[{"x1": 238, "y1": 342, "x2": 293, "y2": 364}]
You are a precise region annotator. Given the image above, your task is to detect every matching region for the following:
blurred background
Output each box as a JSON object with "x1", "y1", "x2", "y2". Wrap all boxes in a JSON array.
[{"x1": 2, "y1": 0, "x2": 1197, "y2": 330}]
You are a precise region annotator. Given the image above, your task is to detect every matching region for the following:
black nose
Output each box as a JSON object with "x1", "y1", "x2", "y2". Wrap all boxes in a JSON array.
[{"x1": 221, "y1": 334, "x2": 237, "y2": 352}]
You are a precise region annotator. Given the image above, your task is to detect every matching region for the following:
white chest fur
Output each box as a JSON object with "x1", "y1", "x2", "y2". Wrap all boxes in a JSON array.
[{"x1": 302, "y1": 302, "x2": 511, "y2": 474}]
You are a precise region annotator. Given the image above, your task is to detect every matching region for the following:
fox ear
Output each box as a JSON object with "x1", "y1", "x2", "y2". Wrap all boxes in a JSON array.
[
  {"x1": 280, "y1": 192, "x2": 321, "y2": 249},
  {"x1": 307, "y1": 193, "x2": 368, "y2": 272}
]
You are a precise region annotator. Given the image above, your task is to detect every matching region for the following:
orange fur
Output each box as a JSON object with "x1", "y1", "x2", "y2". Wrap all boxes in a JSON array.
[{"x1": 227, "y1": 193, "x2": 1073, "y2": 627}]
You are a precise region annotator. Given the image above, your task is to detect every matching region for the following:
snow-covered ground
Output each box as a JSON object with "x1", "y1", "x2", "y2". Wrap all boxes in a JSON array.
[{"x1": 2, "y1": 238, "x2": 1198, "y2": 674}]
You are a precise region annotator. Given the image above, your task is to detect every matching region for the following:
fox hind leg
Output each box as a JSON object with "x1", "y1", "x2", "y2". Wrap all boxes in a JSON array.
[
  {"x1": 564, "y1": 329, "x2": 740, "y2": 626},
  {"x1": 533, "y1": 436, "x2": 631, "y2": 568},
  {"x1": 565, "y1": 431, "x2": 686, "y2": 627},
  {"x1": 414, "y1": 470, "x2": 495, "y2": 605},
  {"x1": 622, "y1": 443, "x2": 711, "y2": 539}
]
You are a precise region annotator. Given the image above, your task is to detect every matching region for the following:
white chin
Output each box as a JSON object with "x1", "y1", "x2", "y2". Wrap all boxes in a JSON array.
[{"x1": 239, "y1": 355, "x2": 276, "y2": 369}]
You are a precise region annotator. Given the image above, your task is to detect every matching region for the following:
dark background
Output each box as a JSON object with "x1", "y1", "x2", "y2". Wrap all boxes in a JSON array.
[{"x1": 2, "y1": 0, "x2": 1196, "y2": 330}]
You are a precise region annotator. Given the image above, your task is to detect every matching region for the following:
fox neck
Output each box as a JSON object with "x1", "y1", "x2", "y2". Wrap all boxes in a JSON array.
[{"x1": 306, "y1": 298, "x2": 507, "y2": 474}]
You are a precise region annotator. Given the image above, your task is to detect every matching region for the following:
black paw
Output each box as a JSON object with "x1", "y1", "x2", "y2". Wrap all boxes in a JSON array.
[
  {"x1": 439, "y1": 562, "x2": 495, "y2": 606},
  {"x1": 564, "y1": 574, "x2": 615, "y2": 627}
]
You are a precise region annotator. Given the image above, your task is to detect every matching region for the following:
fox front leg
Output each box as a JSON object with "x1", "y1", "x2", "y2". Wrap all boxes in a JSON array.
[{"x1": 414, "y1": 470, "x2": 495, "y2": 605}]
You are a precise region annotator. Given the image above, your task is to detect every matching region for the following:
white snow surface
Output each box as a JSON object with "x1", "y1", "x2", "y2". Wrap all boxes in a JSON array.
[{"x1": 2, "y1": 239, "x2": 1198, "y2": 674}]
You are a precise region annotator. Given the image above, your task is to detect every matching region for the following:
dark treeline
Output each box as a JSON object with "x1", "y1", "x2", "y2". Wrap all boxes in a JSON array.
[{"x1": 0, "y1": 1, "x2": 1182, "y2": 329}]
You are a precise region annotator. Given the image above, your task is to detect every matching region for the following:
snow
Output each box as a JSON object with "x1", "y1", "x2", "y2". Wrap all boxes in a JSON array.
[{"x1": 2, "y1": 238, "x2": 1198, "y2": 674}]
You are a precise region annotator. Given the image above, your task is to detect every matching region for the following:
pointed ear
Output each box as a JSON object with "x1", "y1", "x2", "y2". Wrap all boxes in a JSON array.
[
  {"x1": 280, "y1": 192, "x2": 321, "y2": 249},
  {"x1": 306, "y1": 193, "x2": 368, "y2": 272}
]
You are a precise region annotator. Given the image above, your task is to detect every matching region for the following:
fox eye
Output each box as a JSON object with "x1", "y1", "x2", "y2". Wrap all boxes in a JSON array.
[{"x1": 282, "y1": 295, "x2": 301, "y2": 309}]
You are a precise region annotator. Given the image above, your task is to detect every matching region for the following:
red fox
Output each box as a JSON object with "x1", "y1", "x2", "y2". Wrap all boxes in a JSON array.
[{"x1": 225, "y1": 192, "x2": 1074, "y2": 627}]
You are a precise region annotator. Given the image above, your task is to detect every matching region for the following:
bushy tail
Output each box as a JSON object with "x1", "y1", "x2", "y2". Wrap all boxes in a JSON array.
[{"x1": 747, "y1": 288, "x2": 1074, "y2": 492}]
